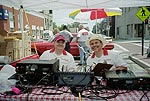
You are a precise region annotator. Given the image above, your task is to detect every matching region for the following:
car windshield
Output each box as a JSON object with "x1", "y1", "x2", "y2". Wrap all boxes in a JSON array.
[
  {"x1": 72, "y1": 36, "x2": 77, "y2": 42},
  {"x1": 47, "y1": 36, "x2": 55, "y2": 42},
  {"x1": 47, "y1": 34, "x2": 77, "y2": 42},
  {"x1": 101, "y1": 34, "x2": 107, "y2": 38}
]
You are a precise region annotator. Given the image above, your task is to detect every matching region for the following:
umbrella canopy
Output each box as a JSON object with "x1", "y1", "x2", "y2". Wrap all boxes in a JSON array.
[
  {"x1": 69, "y1": 8, "x2": 122, "y2": 20},
  {"x1": 1, "y1": 0, "x2": 150, "y2": 10}
]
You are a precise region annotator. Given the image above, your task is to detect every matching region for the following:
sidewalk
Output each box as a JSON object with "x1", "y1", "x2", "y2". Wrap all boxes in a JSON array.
[
  {"x1": 115, "y1": 41, "x2": 150, "y2": 68},
  {"x1": 129, "y1": 54, "x2": 150, "y2": 68}
]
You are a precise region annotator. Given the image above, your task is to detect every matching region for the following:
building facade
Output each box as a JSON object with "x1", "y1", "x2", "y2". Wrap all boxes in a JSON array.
[
  {"x1": 0, "y1": 5, "x2": 44, "y2": 39},
  {"x1": 115, "y1": 7, "x2": 150, "y2": 40}
]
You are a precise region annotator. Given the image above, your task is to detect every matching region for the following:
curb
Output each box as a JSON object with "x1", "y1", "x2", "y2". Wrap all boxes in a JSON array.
[{"x1": 129, "y1": 55, "x2": 150, "y2": 68}]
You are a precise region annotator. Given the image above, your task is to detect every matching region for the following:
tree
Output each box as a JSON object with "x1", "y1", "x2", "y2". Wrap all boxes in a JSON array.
[
  {"x1": 53, "y1": 22, "x2": 58, "y2": 29},
  {"x1": 92, "y1": 24, "x2": 96, "y2": 33}
]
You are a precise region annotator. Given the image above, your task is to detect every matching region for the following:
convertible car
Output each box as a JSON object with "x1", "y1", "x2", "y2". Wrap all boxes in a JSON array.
[{"x1": 31, "y1": 33, "x2": 114, "y2": 56}]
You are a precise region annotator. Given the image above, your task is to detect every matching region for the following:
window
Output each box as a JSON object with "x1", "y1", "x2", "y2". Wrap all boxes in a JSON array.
[
  {"x1": 49, "y1": 10, "x2": 52, "y2": 14},
  {"x1": 18, "y1": 14, "x2": 21, "y2": 30},
  {"x1": 138, "y1": 24, "x2": 142, "y2": 37},
  {"x1": 117, "y1": 27, "x2": 119, "y2": 35},
  {"x1": 9, "y1": 12, "x2": 14, "y2": 31},
  {"x1": 127, "y1": 25, "x2": 130, "y2": 35},
  {"x1": 128, "y1": 7, "x2": 130, "y2": 12},
  {"x1": 32, "y1": 25, "x2": 36, "y2": 37}
]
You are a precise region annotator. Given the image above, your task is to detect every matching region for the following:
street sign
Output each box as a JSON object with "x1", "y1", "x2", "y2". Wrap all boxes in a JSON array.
[
  {"x1": 136, "y1": 7, "x2": 150, "y2": 22},
  {"x1": 0, "y1": 8, "x2": 9, "y2": 20}
]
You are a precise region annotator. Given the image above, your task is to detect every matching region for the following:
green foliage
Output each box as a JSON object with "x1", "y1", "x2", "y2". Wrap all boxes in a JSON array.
[
  {"x1": 53, "y1": 22, "x2": 81, "y2": 32},
  {"x1": 92, "y1": 24, "x2": 96, "y2": 33},
  {"x1": 53, "y1": 22, "x2": 57, "y2": 29}
]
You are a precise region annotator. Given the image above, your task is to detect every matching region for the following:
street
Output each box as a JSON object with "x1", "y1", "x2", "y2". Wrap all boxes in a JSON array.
[
  {"x1": 114, "y1": 40, "x2": 150, "y2": 55},
  {"x1": 113, "y1": 40, "x2": 150, "y2": 65}
]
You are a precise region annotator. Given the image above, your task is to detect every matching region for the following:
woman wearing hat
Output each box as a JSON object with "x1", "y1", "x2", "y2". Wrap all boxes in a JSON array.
[
  {"x1": 85, "y1": 34, "x2": 128, "y2": 71},
  {"x1": 40, "y1": 34, "x2": 76, "y2": 72}
]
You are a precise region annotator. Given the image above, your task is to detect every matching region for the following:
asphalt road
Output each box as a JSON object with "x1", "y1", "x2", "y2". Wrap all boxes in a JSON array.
[
  {"x1": 114, "y1": 40, "x2": 150, "y2": 55},
  {"x1": 114, "y1": 40, "x2": 150, "y2": 65}
]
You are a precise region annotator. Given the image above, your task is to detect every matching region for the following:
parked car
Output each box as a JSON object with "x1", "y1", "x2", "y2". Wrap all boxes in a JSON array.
[
  {"x1": 101, "y1": 34, "x2": 113, "y2": 43},
  {"x1": 31, "y1": 33, "x2": 114, "y2": 57},
  {"x1": 100, "y1": 34, "x2": 114, "y2": 50},
  {"x1": 0, "y1": 54, "x2": 39, "y2": 70}
]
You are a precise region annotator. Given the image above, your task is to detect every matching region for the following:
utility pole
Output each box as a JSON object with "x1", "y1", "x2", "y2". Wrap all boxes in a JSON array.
[{"x1": 142, "y1": 22, "x2": 144, "y2": 56}]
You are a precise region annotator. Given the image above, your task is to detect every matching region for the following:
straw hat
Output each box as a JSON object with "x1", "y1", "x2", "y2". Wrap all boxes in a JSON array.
[{"x1": 85, "y1": 34, "x2": 107, "y2": 48}]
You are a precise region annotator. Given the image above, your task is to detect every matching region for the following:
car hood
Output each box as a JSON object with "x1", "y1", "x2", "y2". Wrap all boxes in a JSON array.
[{"x1": 31, "y1": 41, "x2": 53, "y2": 46}]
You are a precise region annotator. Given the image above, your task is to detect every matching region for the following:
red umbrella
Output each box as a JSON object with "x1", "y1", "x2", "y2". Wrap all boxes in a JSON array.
[
  {"x1": 81, "y1": 9, "x2": 107, "y2": 20},
  {"x1": 69, "y1": 8, "x2": 122, "y2": 34},
  {"x1": 69, "y1": 8, "x2": 122, "y2": 20}
]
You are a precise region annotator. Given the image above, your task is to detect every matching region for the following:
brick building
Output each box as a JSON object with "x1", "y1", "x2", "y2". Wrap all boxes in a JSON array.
[
  {"x1": 0, "y1": 5, "x2": 44, "y2": 38},
  {"x1": 0, "y1": 5, "x2": 45, "y2": 60}
]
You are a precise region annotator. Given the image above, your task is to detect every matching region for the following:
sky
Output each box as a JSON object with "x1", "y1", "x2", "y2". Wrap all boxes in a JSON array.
[{"x1": 53, "y1": 9, "x2": 103, "y2": 31}]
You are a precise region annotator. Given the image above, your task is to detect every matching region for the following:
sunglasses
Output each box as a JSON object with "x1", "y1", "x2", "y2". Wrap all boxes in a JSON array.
[{"x1": 116, "y1": 69, "x2": 127, "y2": 74}]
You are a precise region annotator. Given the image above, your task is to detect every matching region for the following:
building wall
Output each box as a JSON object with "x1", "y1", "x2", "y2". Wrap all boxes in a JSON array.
[
  {"x1": 23, "y1": 13, "x2": 44, "y2": 30},
  {"x1": 115, "y1": 7, "x2": 150, "y2": 39},
  {"x1": 0, "y1": 5, "x2": 10, "y2": 32},
  {"x1": 42, "y1": 10, "x2": 53, "y2": 30},
  {"x1": 0, "y1": 5, "x2": 44, "y2": 36}
]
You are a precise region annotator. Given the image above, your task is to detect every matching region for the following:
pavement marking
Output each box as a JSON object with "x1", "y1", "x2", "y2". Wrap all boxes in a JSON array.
[
  {"x1": 115, "y1": 40, "x2": 141, "y2": 43},
  {"x1": 115, "y1": 40, "x2": 149, "y2": 48},
  {"x1": 114, "y1": 43, "x2": 129, "y2": 52},
  {"x1": 115, "y1": 40, "x2": 150, "y2": 43},
  {"x1": 132, "y1": 43, "x2": 149, "y2": 48}
]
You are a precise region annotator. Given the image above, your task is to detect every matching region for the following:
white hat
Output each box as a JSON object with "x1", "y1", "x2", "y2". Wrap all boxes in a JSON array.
[{"x1": 85, "y1": 34, "x2": 107, "y2": 48}]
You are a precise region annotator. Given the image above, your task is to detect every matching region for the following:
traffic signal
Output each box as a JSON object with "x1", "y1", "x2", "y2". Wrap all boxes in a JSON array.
[{"x1": 145, "y1": 18, "x2": 148, "y2": 24}]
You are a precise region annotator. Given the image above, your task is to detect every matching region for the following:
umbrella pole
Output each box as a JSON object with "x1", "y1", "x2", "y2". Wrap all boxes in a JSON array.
[
  {"x1": 95, "y1": 10, "x2": 97, "y2": 34},
  {"x1": 107, "y1": 18, "x2": 110, "y2": 37},
  {"x1": 96, "y1": 20, "x2": 97, "y2": 34},
  {"x1": 20, "y1": 5, "x2": 25, "y2": 58}
]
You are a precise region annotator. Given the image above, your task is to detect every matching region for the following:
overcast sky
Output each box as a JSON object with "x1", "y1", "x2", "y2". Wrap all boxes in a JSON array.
[{"x1": 53, "y1": 9, "x2": 103, "y2": 31}]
